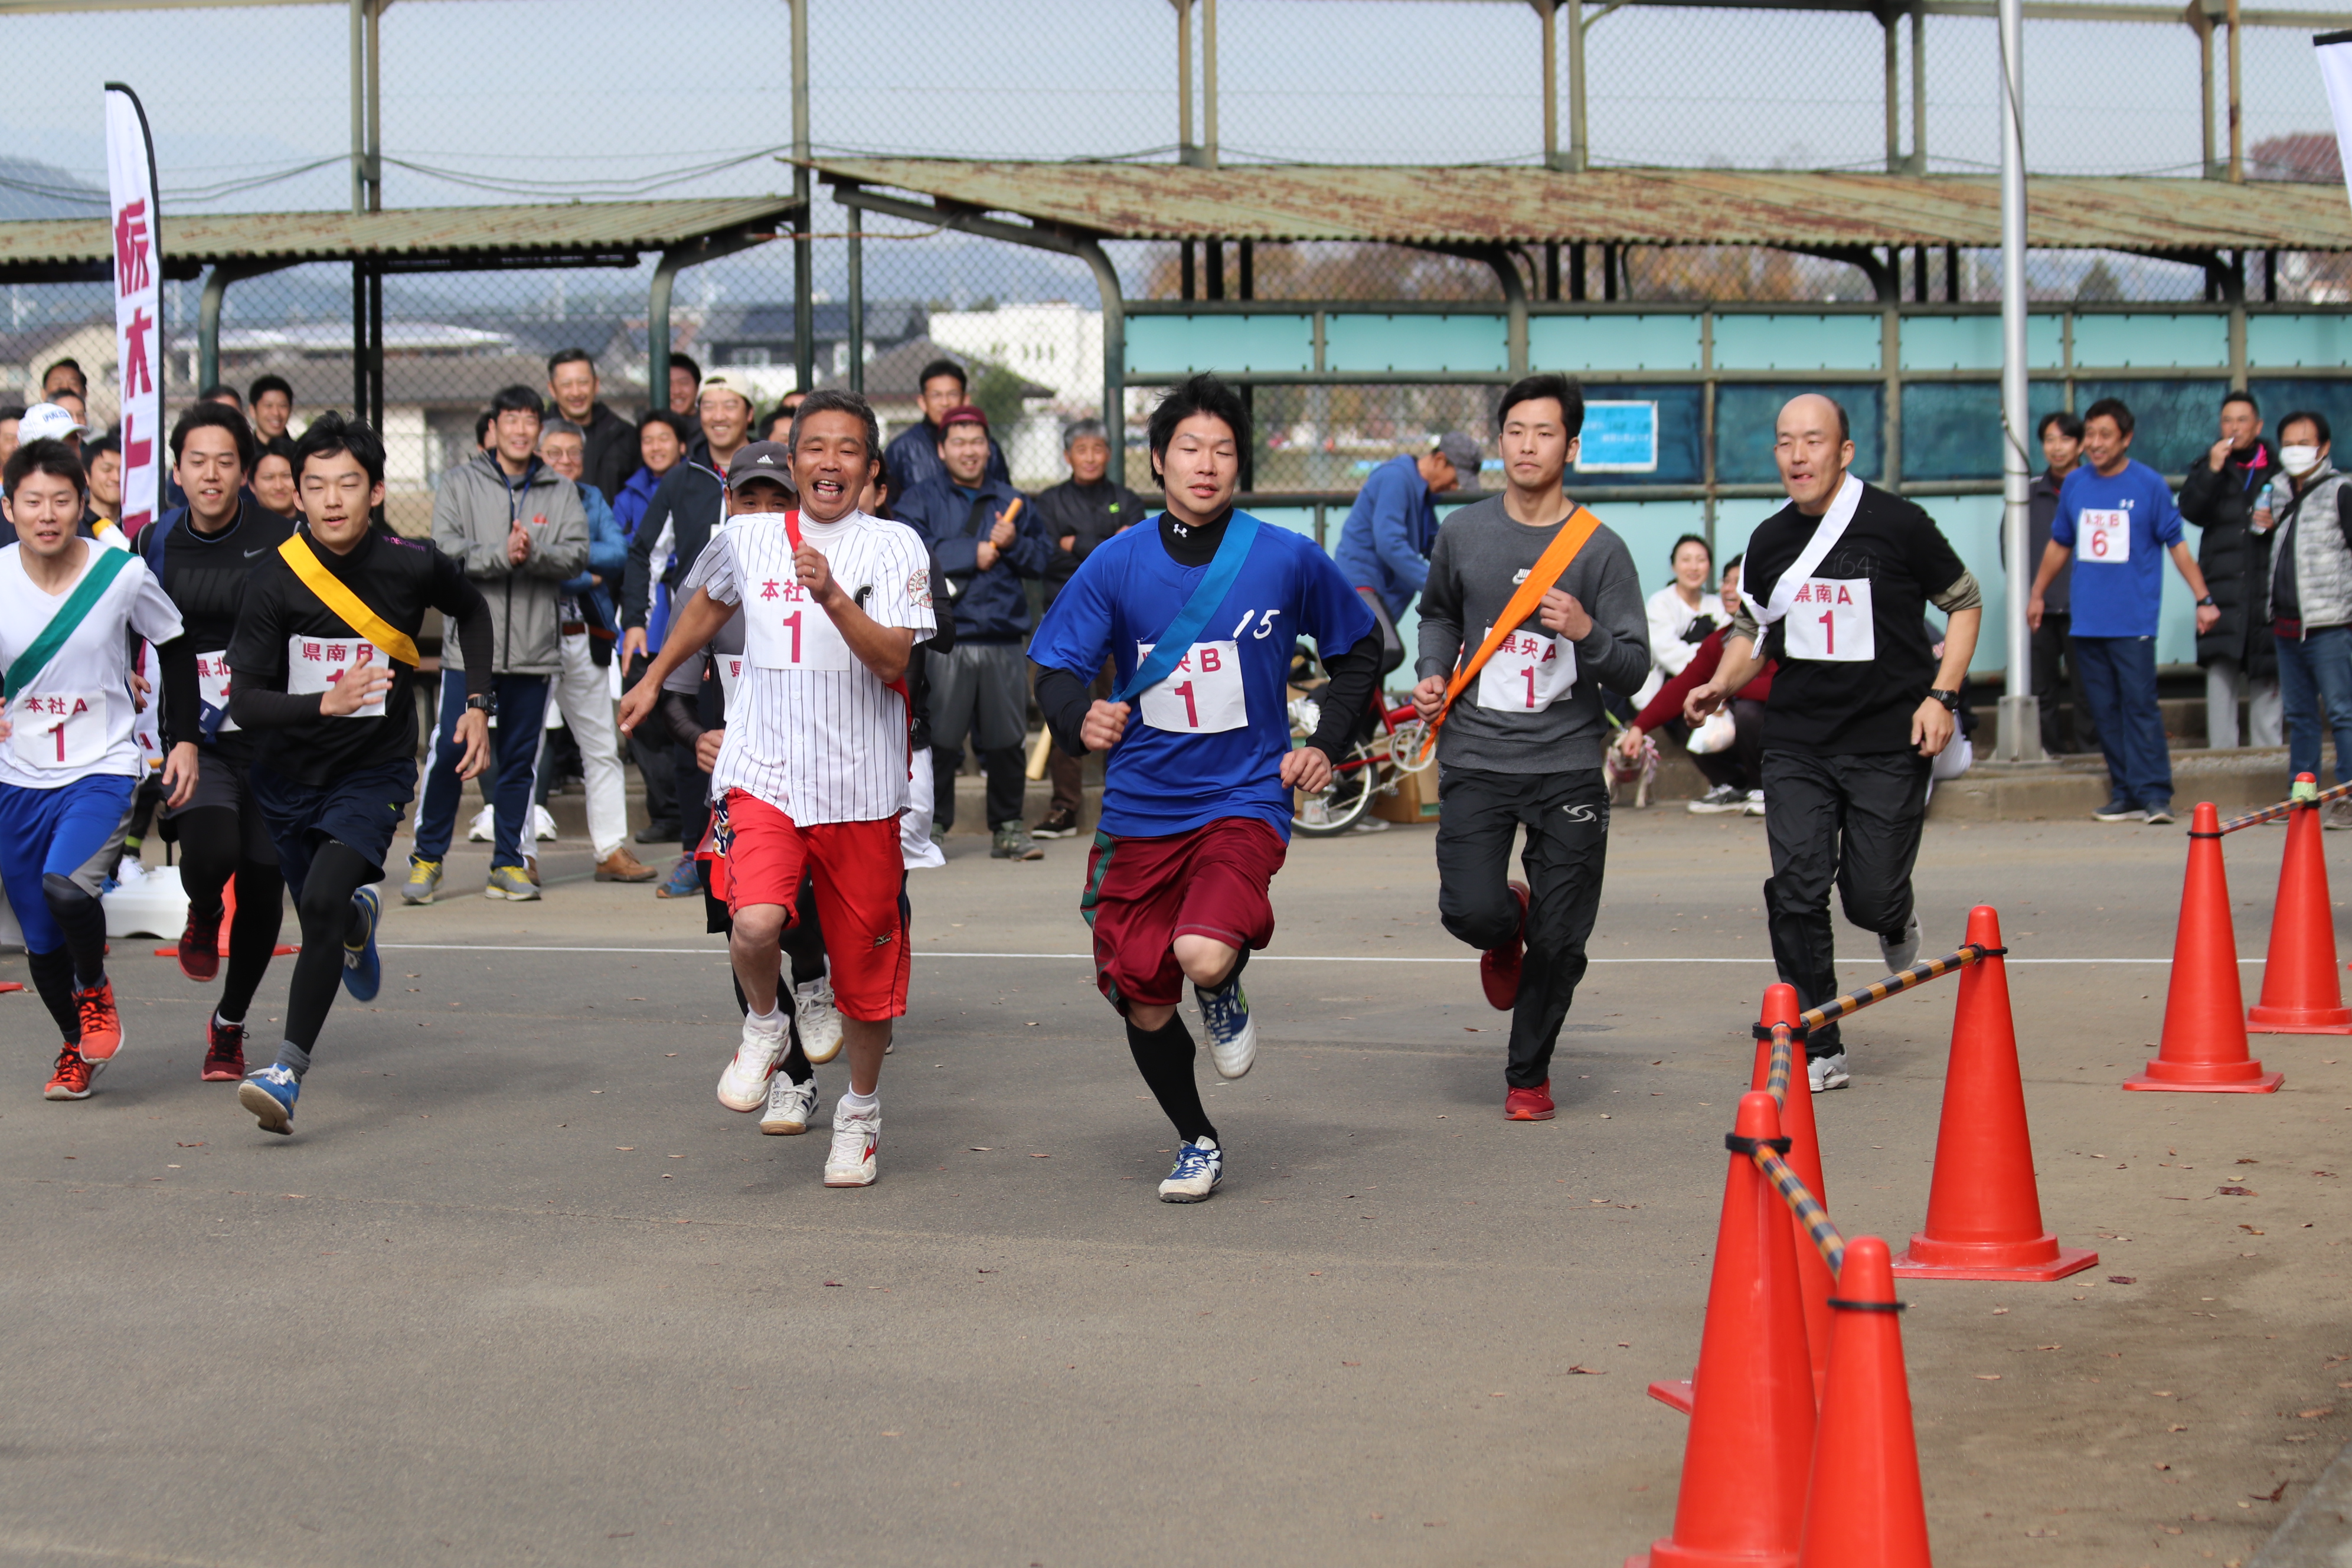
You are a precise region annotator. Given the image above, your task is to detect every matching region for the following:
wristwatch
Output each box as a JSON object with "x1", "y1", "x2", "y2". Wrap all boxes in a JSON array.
[
  {"x1": 465, "y1": 693, "x2": 495, "y2": 716},
  {"x1": 1928, "y1": 688, "x2": 1961, "y2": 712},
  {"x1": 2197, "y1": 595, "x2": 2217, "y2": 607}
]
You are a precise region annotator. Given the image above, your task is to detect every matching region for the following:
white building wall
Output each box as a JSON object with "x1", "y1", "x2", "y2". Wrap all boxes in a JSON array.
[{"x1": 929, "y1": 303, "x2": 1102, "y2": 411}]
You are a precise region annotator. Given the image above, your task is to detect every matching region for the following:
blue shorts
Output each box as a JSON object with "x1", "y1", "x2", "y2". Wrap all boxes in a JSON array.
[
  {"x1": 249, "y1": 759, "x2": 415, "y2": 901},
  {"x1": 0, "y1": 774, "x2": 136, "y2": 955}
]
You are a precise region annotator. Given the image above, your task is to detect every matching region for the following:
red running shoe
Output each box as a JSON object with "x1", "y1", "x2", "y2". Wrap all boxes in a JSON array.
[
  {"x1": 1504, "y1": 1080, "x2": 1556, "y2": 1121},
  {"x1": 178, "y1": 904, "x2": 223, "y2": 982},
  {"x1": 44, "y1": 1044, "x2": 92, "y2": 1100},
  {"x1": 1479, "y1": 880, "x2": 1531, "y2": 1010},
  {"x1": 201, "y1": 1016, "x2": 247, "y2": 1082},
  {"x1": 74, "y1": 981, "x2": 123, "y2": 1066}
]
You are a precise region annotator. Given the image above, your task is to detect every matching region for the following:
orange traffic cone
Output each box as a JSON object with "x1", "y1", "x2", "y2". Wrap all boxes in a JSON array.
[
  {"x1": 1796, "y1": 1236, "x2": 1933, "y2": 1568},
  {"x1": 1628, "y1": 1092, "x2": 1815, "y2": 1568},
  {"x1": 2248, "y1": 777, "x2": 2352, "y2": 1034},
  {"x1": 1893, "y1": 906, "x2": 2098, "y2": 1281},
  {"x1": 2128, "y1": 802, "x2": 2285, "y2": 1092},
  {"x1": 1651, "y1": 985, "x2": 1829, "y2": 1417}
]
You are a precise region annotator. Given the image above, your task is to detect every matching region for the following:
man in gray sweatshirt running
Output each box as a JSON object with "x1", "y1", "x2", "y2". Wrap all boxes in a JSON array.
[{"x1": 1412, "y1": 373, "x2": 1650, "y2": 1121}]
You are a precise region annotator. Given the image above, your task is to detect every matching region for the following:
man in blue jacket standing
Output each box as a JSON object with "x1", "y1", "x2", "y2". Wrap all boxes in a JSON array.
[
  {"x1": 1333, "y1": 431, "x2": 1481, "y2": 620},
  {"x1": 895, "y1": 405, "x2": 1052, "y2": 861}
]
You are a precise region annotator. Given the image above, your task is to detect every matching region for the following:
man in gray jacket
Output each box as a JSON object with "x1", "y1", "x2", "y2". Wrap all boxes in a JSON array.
[
  {"x1": 1412, "y1": 373, "x2": 1649, "y2": 1122},
  {"x1": 407, "y1": 385, "x2": 589, "y2": 902},
  {"x1": 2263, "y1": 411, "x2": 2352, "y2": 829}
]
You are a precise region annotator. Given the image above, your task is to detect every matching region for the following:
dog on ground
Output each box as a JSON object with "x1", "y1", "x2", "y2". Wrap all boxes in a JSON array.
[{"x1": 1604, "y1": 730, "x2": 1659, "y2": 809}]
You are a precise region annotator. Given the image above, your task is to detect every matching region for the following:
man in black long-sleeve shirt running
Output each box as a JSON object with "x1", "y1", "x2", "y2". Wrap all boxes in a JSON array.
[{"x1": 224, "y1": 413, "x2": 494, "y2": 1136}]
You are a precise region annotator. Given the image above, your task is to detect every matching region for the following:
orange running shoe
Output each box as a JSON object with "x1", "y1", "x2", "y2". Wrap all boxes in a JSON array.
[
  {"x1": 44, "y1": 1044, "x2": 92, "y2": 1100},
  {"x1": 1504, "y1": 1080, "x2": 1556, "y2": 1121},
  {"x1": 74, "y1": 981, "x2": 123, "y2": 1066}
]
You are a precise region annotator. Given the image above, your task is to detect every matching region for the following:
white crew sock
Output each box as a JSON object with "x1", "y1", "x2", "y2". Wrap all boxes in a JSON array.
[{"x1": 838, "y1": 1087, "x2": 878, "y2": 1114}]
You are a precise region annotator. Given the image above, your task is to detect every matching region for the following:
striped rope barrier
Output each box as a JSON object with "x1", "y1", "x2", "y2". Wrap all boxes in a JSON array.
[
  {"x1": 1754, "y1": 1145, "x2": 1847, "y2": 1275},
  {"x1": 1794, "y1": 943, "x2": 1995, "y2": 1035},
  {"x1": 2216, "y1": 777, "x2": 2350, "y2": 836}
]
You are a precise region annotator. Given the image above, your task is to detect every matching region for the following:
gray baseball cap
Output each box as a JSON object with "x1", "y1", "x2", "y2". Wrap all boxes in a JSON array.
[
  {"x1": 725, "y1": 440, "x2": 796, "y2": 494},
  {"x1": 1435, "y1": 432, "x2": 1481, "y2": 486}
]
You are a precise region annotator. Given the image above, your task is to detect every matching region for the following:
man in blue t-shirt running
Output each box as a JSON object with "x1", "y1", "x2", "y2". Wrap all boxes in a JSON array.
[
  {"x1": 2028, "y1": 396, "x2": 2221, "y2": 825},
  {"x1": 1030, "y1": 375, "x2": 1381, "y2": 1204}
]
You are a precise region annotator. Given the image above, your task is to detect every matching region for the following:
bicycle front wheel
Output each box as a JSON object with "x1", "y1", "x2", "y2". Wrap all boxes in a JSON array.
[{"x1": 1292, "y1": 739, "x2": 1378, "y2": 836}]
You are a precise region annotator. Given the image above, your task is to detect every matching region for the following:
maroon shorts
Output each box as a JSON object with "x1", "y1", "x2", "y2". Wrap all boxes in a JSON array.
[
  {"x1": 722, "y1": 790, "x2": 909, "y2": 1022},
  {"x1": 1080, "y1": 818, "x2": 1287, "y2": 1011}
]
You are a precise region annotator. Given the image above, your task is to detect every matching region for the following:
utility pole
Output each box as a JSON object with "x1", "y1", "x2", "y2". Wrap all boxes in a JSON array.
[{"x1": 1995, "y1": 0, "x2": 2043, "y2": 762}]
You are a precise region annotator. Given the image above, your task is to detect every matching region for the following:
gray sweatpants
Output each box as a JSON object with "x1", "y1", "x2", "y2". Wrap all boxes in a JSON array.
[{"x1": 928, "y1": 642, "x2": 1030, "y2": 831}]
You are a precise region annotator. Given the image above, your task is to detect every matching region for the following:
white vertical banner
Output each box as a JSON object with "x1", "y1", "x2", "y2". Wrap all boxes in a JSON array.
[
  {"x1": 2318, "y1": 32, "x2": 2352, "y2": 209},
  {"x1": 104, "y1": 83, "x2": 162, "y2": 536}
]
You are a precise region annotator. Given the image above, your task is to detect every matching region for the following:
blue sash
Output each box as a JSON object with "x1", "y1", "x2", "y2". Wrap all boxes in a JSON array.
[{"x1": 1113, "y1": 512, "x2": 1260, "y2": 705}]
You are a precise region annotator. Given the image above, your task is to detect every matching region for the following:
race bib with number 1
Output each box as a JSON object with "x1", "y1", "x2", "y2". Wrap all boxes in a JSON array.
[
  {"x1": 1136, "y1": 640, "x2": 1247, "y2": 734},
  {"x1": 2079, "y1": 508, "x2": 2131, "y2": 564},
  {"x1": 10, "y1": 691, "x2": 107, "y2": 770},
  {"x1": 1779, "y1": 578, "x2": 1876, "y2": 662},
  {"x1": 745, "y1": 583, "x2": 854, "y2": 671},
  {"x1": 286, "y1": 636, "x2": 388, "y2": 718},
  {"x1": 1474, "y1": 625, "x2": 1577, "y2": 712}
]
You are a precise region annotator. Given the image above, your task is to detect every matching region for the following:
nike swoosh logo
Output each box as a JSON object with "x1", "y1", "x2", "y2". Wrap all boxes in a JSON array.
[{"x1": 244, "y1": 547, "x2": 269, "y2": 558}]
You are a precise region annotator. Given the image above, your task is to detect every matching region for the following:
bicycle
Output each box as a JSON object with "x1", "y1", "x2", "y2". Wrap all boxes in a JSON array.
[{"x1": 1286, "y1": 645, "x2": 1434, "y2": 836}]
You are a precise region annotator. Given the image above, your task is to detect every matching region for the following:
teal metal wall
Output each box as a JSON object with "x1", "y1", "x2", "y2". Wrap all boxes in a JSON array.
[{"x1": 1138, "y1": 302, "x2": 2352, "y2": 675}]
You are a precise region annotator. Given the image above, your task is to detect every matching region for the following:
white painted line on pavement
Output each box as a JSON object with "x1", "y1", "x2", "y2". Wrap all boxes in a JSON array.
[{"x1": 380, "y1": 944, "x2": 2217, "y2": 965}]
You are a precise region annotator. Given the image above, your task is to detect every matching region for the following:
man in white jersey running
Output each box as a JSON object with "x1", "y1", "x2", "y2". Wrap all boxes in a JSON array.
[
  {"x1": 619, "y1": 397, "x2": 935, "y2": 1188},
  {"x1": 0, "y1": 439, "x2": 197, "y2": 1099}
]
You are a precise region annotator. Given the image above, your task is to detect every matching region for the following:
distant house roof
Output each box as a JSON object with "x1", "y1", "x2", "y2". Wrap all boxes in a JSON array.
[
  {"x1": 702, "y1": 299, "x2": 928, "y2": 359},
  {"x1": 245, "y1": 354, "x2": 580, "y2": 413},
  {"x1": 828, "y1": 335, "x2": 1051, "y2": 402}
]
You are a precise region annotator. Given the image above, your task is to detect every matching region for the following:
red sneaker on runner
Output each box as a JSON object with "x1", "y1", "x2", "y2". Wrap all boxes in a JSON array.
[
  {"x1": 74, "y1": 981, "x2": 123, "y2": 1066},
  {"x1": 1479, "y1": 880, "x2": 1530, "y2": 1011},
  {"x1": 201, "y1": 1017, "x2": 247, "y2": 1082},
  {"x1": 44, "y1": 1044, "x2": 92, "y2": 1100},
  {"x1": 178, "y1": 904, "x2": 223, "y2": 982},
  {"x1": 1504, "y1": 1080, "x2": 1556, "y2": 1121}
]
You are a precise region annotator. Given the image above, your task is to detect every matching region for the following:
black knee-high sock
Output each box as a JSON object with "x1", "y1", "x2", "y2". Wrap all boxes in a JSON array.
[
  {"x1": 174, "y1": 807, "x2": 239, "y2": 917},
  {"x1": 219, "y1": 860, "x2": 285, "y2": 1022},
  {"x1": 41, "y1": 874, "x2": 108, "y2": 989},
  {"x1": 26, "y1": 947, "x2": 79, "y2": 1042},
  {"x1": 283, "y1": 841, "x2": 376, "y2": 1057},
  {"x1": 1126, "y1": 1014, "x2": 1216, "y2": 1144},
  {"x1": 782, "y1": 876, "x2": 826, "y2": 988}
]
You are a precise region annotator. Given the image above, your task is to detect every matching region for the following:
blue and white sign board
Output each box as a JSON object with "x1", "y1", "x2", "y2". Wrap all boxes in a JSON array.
[{"x1": 1576, "y1": 400, "x2": 1659, "y2": 473}]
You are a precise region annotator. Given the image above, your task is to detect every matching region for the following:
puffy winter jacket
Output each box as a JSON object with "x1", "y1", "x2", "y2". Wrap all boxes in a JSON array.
[
  {"x1": 2181, "y1": 443, "x2": 2278, "y2": 675},
  {"x1": 2272, "y1": 465, "x2": 2352, "y2": 633},
  {"x1": 894, "y1": 472, "x2": 1049, "y2": 643},
  {"x1": 558, "y1": 481, "x2": 628, "y2": 645},
  {"x1": 430, "y1": 450, "x2": 589, "y2": 677}
]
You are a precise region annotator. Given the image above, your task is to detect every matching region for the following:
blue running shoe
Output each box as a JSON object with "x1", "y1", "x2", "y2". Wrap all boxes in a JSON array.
[
  {"x1": 1158, "y1": 1136, "x2": 1223, "y2": 1203},
  {"x1": 654, "y1": 855, "x2": 701, "y2": 899},
  {"x1": 1195, "y1": 976, "x2": 1257, "y2": 1080},
  {"x1": 239, "y1": 1064, "x2": 299, "y2": 1135},
  {"x1": 342, "y1": 885, "x2": 383, "y2": 1001}
]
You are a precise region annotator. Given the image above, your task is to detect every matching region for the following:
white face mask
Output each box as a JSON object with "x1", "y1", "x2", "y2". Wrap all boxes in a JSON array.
[{"x1": 2282, "y1": 445, "x2": 2324, "y2": 478}]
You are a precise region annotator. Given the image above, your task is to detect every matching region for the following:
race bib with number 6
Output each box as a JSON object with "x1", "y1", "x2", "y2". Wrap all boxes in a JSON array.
[
  {"x1": 286, "y1": 636, "x2": 388, "y2": 718},
  {"x1": 1136, "y1": 640, "x2": 1247, "y2": 734},
  {"x1": 1779, "y1": 578, "x2": 1876, "y2": 662},
  {"x1": 10, "y1": 691, "x2": 107, "y2": 770},
  {"x1": 1475, "y1": 625, "x2": 1578, "y2": 713},
  {"x1": 2079, "y1": 508, "x2": 2131, "y2": 564}
]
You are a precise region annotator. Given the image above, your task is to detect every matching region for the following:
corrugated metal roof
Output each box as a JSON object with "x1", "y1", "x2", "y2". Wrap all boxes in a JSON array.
[
  {"x1": 0, "y1": 196, "x2": 800, "y2": 268},
  {"x1": 815, "y1": 159, "x2": 2352, "y2": 253}
]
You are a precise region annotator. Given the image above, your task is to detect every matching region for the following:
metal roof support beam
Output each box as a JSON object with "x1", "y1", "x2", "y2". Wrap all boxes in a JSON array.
[
  {"x1": 829, "y1": 187, "x2": 1127, "y2": 439},
  {"x1": 1419, "y1": 243, "x2": 1529, "y2": 374},
  {"x1": 1785, "y1": 244, "x2": 1897, "y2": 300},
  {"x1": 791, "y1": 0, "x2": 813, "y2": 393},
  {"x1": 197, "y1": 260, "x2": 298, "y2": 394},
  {"x1": 648, "y1": 228, "x2": 781, "y2": 422}
]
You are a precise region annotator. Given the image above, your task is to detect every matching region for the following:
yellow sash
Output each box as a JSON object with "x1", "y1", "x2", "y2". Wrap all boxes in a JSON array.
[
  {"x1": 1417, "y1": 506, "x2": 1603, "y2": 763},
  {"x1": 278, "y1": 534, "x2": 422, "y2": 669}
]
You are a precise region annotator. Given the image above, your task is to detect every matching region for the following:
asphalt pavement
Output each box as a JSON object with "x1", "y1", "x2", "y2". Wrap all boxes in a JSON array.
[{"x1": 2, "y1": 805, "x2": 2347, "y2": 1567}]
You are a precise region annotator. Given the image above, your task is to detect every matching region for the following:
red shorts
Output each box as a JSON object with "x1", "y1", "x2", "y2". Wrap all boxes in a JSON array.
[
  {"x1": 1081, "y1": 817, "x2": 1287, "y2": 1011},
  {"x1": 721, "y1": 790, "x2": 909, "y2": 1021}
]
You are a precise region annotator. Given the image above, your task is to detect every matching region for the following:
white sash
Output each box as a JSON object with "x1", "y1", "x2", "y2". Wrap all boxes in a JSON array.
[{"x1": 1742, "y1": 472, "x2": 1864, "y2": 627}]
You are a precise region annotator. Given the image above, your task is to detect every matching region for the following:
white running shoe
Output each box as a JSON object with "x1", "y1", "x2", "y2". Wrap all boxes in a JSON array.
[
  {"x1": 466, "y1": 805, "x2": 494, "y2": 842},
  {"x1": 1743, "y1": 789, "x2": 1766, "y2": 817},
  {"x1": 532, "y1": 803, "x2": 559, "y2": 842},
  {"x1": 1808, "y1": 1051, "x2": 1851, "y2": 1093},
  {"x1": 1196, "y1": 976, "x2": 1257, "y2": 1079},
  {"x1": 793, "y1": 976, "x2": 845, "y2": 1065},
  {"x1": 1158, "y1": 1136, "x2": 1223, "y2": 1202},
  {"x1": 113, "y1": 857, "x2": 149, "y2": 887},
  {"x1": 761, "y1": 1074, "x2": 819, "y2": 1135},
  {"x1": 825, "y1": 1100, "x2": 880, "y2": 1186},
  {"x1": 717, "y1": 1011, "x2": 787, "y2": 1112},
  {"x1": 1879, "y1": 914, "x2": 1920, "y2": 975}
]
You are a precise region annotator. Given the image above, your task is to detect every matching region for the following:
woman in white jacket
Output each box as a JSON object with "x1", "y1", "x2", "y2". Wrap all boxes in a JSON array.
[{"x1": 1634, "y1": 533, "x2": 1720, "y2": 707}]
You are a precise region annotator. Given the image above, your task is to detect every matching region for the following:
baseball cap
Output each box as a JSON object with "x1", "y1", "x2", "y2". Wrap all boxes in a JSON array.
[
  {"x1": 725, "y1": 440, "x2": 795, "y2": 495},
  {"x1": 698, "y1": 371, "x2": 758, "y2": 413},
  {"x1": 1435, "y1": 432, "x2": 1481, "y2": 485},
  {"x1": 939, "y1": 403, "x2": 989, "y2": 433},
  {"x1": 21, "y1": 402, "x2": 87, "y2": 442}
]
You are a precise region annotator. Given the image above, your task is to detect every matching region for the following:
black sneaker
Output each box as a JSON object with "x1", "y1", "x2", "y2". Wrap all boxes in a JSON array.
[
  {"x1": 1031, "y1": 807, "x2": 1080, "y2": 839},
  {"x1": 634, "y1": 819, "x2": 678, "y2": 845},
  {"x1": 1687, "y1": 783, "x2": 1745, "y2": 815},
  {"x1": 2142, "y1": 802, "x2": 2176, "y2": 826},
  {"x1": 2092, "y1": 799, "x2": 2147, "y2": 824}
]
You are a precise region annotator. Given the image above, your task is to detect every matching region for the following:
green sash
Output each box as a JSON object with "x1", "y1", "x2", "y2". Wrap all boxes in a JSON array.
[{"x1": 4, "y1": 545, "x2": 132, "y2": 701}]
